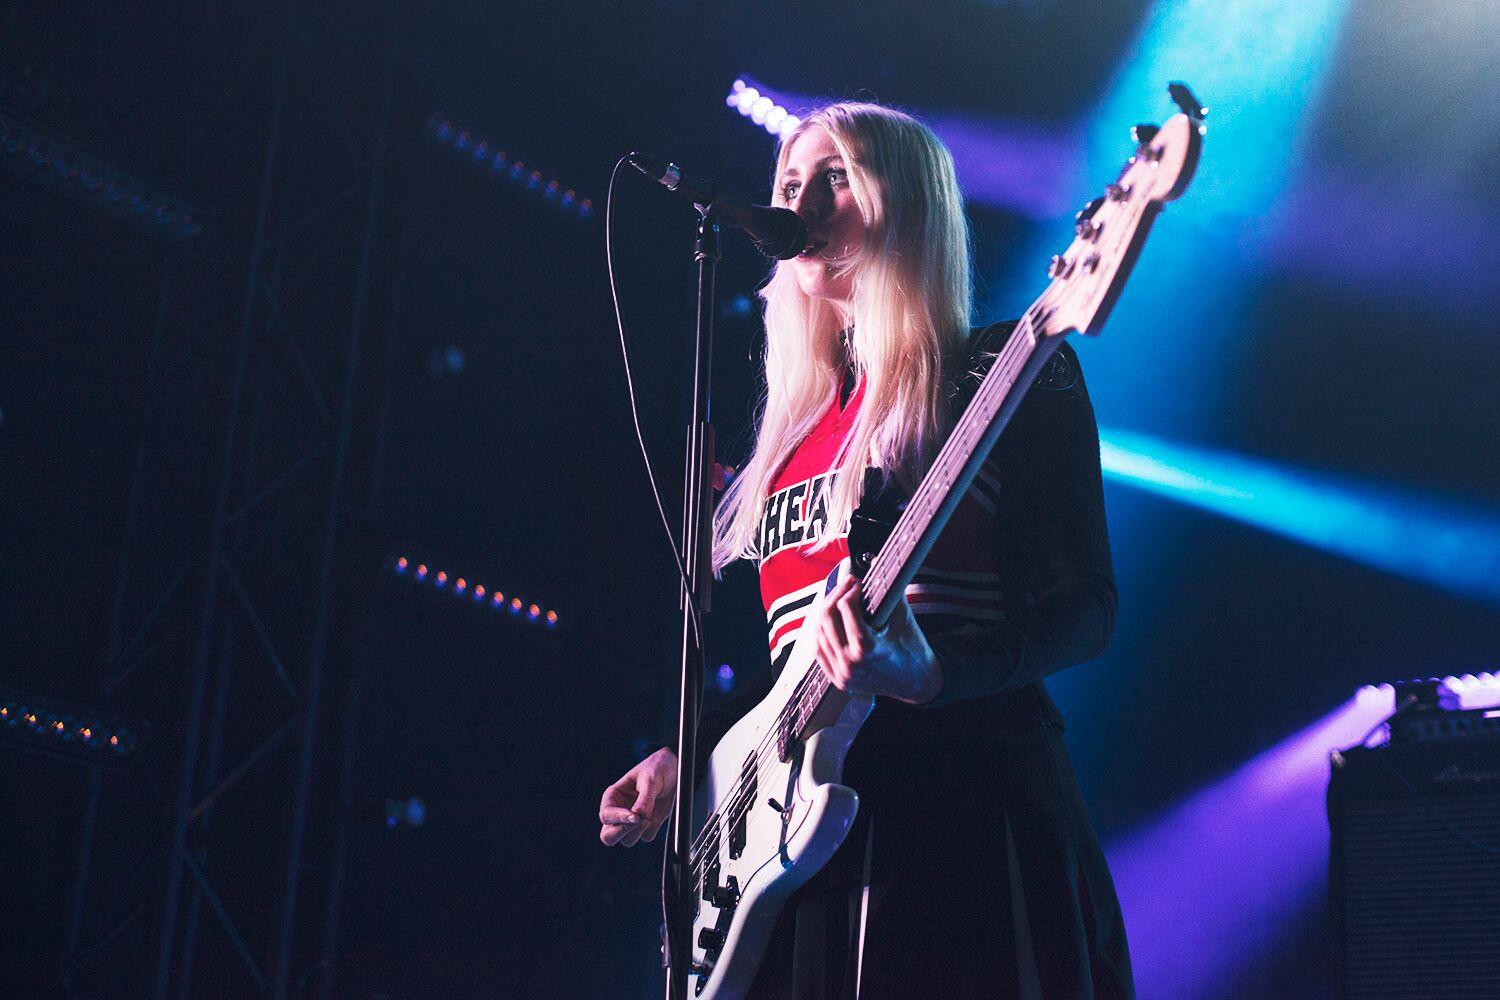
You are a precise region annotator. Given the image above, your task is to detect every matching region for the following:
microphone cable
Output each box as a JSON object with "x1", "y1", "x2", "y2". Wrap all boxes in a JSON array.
[{"x1": 605, "y1": 155, "x2": 705, "y2": 650}]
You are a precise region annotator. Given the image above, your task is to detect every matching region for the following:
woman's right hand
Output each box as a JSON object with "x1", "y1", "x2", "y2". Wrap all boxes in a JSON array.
[{"x1": 599, "y1": 747, "x2": 678, "y2": 847}]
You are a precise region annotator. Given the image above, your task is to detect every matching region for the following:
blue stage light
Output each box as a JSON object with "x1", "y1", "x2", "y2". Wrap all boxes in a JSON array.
[
  {"x1": 1099, "y1": 428, "x2": 1500, "y2": 605},
  {"x1": 984, "y1": 0, "x2": 1351, "y2": 428},
  {"x1": 423, "y1": 115, "x2": 595, "y2": 222},
  {"x1": 1, "y1": 110, "x2": 206, "y2": 240}
]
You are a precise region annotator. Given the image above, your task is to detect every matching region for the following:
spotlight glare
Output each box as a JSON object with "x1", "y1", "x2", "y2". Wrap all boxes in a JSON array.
[
  {"x1": 736, "y1": 88, "x2": 760, "y2": 113},
  {"x1": 395, "y1": 556, "x2": 409, "y2": 573},
  {"x1": 1100, "y1": 428, "x2": 1500, "y2": 606}
]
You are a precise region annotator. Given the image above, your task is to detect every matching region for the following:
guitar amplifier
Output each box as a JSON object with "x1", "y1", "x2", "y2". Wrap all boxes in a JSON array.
[{"x1": 1328, "y1": 722, "x2": 1500, "y2": 999}]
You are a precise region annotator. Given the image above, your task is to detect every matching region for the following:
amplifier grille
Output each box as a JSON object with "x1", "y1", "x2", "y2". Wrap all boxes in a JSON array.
[{"x1": 1336, "y1": 784, "x2": 1500, "y2": 998}]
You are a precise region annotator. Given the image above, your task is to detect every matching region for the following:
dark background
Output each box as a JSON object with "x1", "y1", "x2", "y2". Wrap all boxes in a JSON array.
[{"x1": 3, "y1": 1, "x2": 1498, "y2": 997}]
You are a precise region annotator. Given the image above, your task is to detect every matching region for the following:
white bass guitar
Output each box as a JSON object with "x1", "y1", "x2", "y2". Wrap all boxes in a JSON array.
[{"x1": 680, "y1": 84, "x2": 1204, "y2": 999}]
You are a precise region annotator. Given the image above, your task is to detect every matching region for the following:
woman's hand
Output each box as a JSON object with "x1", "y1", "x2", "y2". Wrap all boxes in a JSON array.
[
  {"x1": 599, "y1": 747, "x2": 678, "y2": 847},
  {"x1": 814, "y1": 574, "x2": 943, "y2": 704}
]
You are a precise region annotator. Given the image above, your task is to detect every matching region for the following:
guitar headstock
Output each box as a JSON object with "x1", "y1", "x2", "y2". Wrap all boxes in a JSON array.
[{"x1": 1033, "y1": 82, "x2": 1205, "y2": 339}]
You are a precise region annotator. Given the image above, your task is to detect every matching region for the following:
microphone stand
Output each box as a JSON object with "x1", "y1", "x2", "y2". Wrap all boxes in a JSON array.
[{"x1": 663, "y1": 204, "x2": 719, "y2": 1000}]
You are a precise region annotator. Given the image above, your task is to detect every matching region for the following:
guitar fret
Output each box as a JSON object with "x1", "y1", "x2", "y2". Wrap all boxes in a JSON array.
[{"x1": 861, "y1": 322, "x2": 1037, "y2": 614}]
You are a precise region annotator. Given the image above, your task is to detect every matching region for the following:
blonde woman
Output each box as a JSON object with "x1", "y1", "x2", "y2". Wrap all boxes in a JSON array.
[{"x1": 601, "y1": 103, "x2": 1133, "y2": 999}]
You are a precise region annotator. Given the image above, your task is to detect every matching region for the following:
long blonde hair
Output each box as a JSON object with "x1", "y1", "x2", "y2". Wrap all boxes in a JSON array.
[{"x1": 711, "y1": 102, "x2": 972, "y2": 571}]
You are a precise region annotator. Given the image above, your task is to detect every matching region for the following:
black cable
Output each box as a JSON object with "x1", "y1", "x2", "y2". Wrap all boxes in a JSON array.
[{"x1": 604, "y1": 156, "x2": 705, "y2": 650}]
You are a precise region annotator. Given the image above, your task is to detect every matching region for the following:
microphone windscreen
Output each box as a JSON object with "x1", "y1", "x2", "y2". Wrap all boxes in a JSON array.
[{"x1": 751, "y1": 208, "x2": 809, "y2": 260}]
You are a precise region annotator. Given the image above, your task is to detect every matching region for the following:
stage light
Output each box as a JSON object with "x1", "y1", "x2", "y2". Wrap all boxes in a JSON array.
[
  {"x1": 0, "y1": 686, "x2": 140, "y2": 763},
  {"x1": 384, "y1": 553, "x2": 562, "y2": 632},
  {"x1": 0, "y1": 109, "x2": 208, "y2": 241},
  {"x1": 1108, "y1": 681, "x2": 1391, "y2": 998},
  {"x1": 726, "y1": 77, "x2": 1066, "y2": 213},
  {"x1": 423, "y1": 115, "x2": 595, "y2": 222},
  {"x1": 1098, "y1": 428, "x2": 1500, "y2": 606},
  {"x1": 726, "y1": 79, "x2": 800, "y2": 139}
]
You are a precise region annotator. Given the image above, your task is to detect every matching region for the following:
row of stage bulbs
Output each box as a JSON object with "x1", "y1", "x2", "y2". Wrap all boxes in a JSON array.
[
  {"x1": 1, "y1": 702, "x2": 135, "y2": 754},
  {"x1": 393, "y1": 556, "x2": 559, "y2": 629}
]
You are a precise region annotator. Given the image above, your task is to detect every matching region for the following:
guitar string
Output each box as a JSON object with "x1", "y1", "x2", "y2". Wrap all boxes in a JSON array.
[
  {"x1": 686, "y1": 261, "x2": 1086, "y2": 884},
  {"x1": 686, "y1": 172, "x2": 1155, "y2": 875},
  {"x1": 685, "y1": 308, "x2": 1042, "y2": 874},
  {"x1": 687, "y1": 176, "x2": 1160, "y2": 899},
  {"x1": 685, "y1": 307, "x2": 1046, "y2": 883}
]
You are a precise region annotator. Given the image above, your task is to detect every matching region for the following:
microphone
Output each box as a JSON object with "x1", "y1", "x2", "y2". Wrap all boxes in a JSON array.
[{"x1": 626, "y1": 152, "x2": 809, "y2": 260}]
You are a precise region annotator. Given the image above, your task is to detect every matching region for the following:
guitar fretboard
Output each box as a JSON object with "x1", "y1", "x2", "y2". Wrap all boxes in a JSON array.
[{"x1": 786, "y1": 309, "x2": 1061, "y2": 737}]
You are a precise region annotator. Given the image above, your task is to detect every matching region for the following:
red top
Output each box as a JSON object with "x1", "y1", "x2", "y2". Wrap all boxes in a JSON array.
[{"x1": 756, "y1": 379, "x2": 1005, "y2": 674}]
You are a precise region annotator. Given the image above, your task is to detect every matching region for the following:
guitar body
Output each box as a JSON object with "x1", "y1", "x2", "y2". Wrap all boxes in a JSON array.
[{"x1": 690, "y1": 562, "x2": 873, "y2": 1000}]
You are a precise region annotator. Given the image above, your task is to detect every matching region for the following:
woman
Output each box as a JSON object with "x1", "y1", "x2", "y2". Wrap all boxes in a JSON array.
[{"x1": 600, "y1": 102, "x2": 1133, "y2": 999}]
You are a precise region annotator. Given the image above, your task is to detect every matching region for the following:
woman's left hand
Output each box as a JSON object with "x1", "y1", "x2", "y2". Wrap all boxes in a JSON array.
[{"x1": 814, "y1": 574, "x2": 943, "y2": 705}]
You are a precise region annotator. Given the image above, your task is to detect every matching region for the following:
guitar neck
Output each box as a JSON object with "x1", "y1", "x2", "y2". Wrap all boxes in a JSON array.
[{"x1": 861, "y1": 313, "x2": 1061, "y2": 627}]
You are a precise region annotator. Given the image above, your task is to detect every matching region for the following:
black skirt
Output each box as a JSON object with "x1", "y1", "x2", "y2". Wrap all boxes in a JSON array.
[{"x1": 746, "y1": 689, "x2": 1134, "y2": 1000}]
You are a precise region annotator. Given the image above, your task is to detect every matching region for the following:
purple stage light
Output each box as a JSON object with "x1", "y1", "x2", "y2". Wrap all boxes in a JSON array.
[
  {"x1": 922, "y1": 114, "x2": 1082, "y2": 217},
  {"x1": 1106, "y1": 689, "x2": 1391, "y2": 998},
  {"x1": 724, "y1": 76, "x2": 1073, "y2": 217},
  {"x1": 1265, "y1": 162, "x2": 1500, "y2": 314}
]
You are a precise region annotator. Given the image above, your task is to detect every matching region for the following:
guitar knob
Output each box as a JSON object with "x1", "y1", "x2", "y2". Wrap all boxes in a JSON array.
[
  {"x1": 1105, "y1": 183, "x2": 1131, "y2": 202},
  {"x1": 698, "y1": 928, "x2": 726, "y2": 953},
  {"x1": 1047, "y1": 254, "x2": 1072, "y2": 278},
  {"x1": 710, "y1": 874, "x2": 740, "y2": 909},
  {"x1": 1131, "y1": 122, "x2": 1159, "y2": 146}
]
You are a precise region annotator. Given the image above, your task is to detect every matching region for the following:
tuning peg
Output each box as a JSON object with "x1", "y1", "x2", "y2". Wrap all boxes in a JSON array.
[
  {"x1": 1168, "y1": 81, "x2": 1205, "y2": 120},
  {"x1": 1075, "y1": 196, "x2": 1104, "y2": 222},
  {"x1": 1131, "y1": 123, "x2": 1159, "y2": 146}
]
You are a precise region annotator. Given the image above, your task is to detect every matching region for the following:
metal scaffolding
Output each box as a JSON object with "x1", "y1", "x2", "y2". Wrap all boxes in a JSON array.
[{"x1": 61, "y1": 0, "x2": 413, "y2": 996}]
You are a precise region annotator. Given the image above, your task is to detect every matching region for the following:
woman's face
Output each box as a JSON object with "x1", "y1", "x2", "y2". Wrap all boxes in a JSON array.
[{"x1": 778, "y1": 128, "x2": 866, "y2": 311}]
